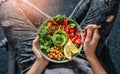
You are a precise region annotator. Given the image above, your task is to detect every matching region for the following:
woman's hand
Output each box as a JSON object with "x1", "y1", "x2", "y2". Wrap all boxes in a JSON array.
[
  {"x1": 27, "y1": 36, "x2": 49, "y2": 74},
  {"x1": 83, "y1": 24, "x2": 107, "y2": 74},
  {"x1": 32, "y1": 36, "x2": 49, "y2": 63},
  {"x1": 83, "y1": 25, "x2": 100, "y2": 59}
]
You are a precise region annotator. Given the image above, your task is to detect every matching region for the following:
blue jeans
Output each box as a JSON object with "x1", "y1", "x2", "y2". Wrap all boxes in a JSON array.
[{"x1": 0, "y1": 0, "x2": 119, "y2": 74}]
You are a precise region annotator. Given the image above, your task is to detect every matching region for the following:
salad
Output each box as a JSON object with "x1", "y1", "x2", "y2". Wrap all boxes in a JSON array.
[{"x1": 38, "y1": 15, "x2": 82, "y2": 62}]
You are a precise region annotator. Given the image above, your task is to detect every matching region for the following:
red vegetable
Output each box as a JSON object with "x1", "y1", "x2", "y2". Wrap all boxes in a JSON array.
[
  {"x1": 64, "y1": 19, "x2": 68, "y2": 25},
  {"x1": 75, "y1": 39, "x2": 82, "y2": 45},
  {"x1": 64, "y1": 23, "x2": 82, "y2": 46},
  {"x1": 67, "y1": 34, "x2": 73, "y2": 39},
  {"x1": 64, "y1": 25, "x2": 71, "y2": 33},
  {"x1": 70, "y1": 33, "x2": 74, "y2": 37},
  {"x1": 76, "y1": 32, "x2": 81, "y2": 39},
  {"x1": 71, "y1": 36, "x2": 78, "y2": 43},
  {"x1": 70, "y1": 28, "x2": 76, "y2": 33},
  {"x1": 65, "y1": 29, "x2": 69, "y2": 33}
]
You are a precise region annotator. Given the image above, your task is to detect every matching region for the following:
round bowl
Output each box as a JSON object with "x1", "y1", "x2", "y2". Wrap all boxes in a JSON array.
[{"x1": 38, "y1": 15, "x2": 83, "y2": 63}]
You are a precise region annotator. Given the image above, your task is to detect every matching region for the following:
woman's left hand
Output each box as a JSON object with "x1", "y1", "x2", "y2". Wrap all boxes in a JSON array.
[
  {"x1": 32, "y1": 36, "x2": 49, "y2": 64},
  {"x1": 27, "y1": 36, "x2": 49, "y2": 74}
]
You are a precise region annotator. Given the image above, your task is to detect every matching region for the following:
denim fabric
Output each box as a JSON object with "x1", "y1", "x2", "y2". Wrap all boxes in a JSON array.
[
  {"x1": 0, "y1": 0, "x2": 119, "y2": 74},
  {"x1": 70, "y1": 0, "x2": 119, "y2": 55}
]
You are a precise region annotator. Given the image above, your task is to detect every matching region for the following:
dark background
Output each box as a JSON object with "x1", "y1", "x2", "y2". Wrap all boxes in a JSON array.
[{"x1": 0, "y1": 0, "x2": 120, "y2": 74}]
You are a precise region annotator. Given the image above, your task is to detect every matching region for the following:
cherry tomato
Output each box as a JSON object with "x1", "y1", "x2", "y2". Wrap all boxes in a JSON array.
[
  {"x1": 76, "y1": 32, "x2": 81, "y2": 39},
  {"x1": 71, "y1": 36, "x2": 78, "y2": 43},
  {"x1": 67, "y1": 34, "x2": 73, "y2": 39},
  {"x1": 64, "y1": 19, "x2": 68, "y2": 25},
  {"x1": 65, "y1": 29, "x2": 69, "y2": 33},
  {"x1": 70, "y1": 28, "x2": 77, "y2": 33},
  {"x1": 64, "y1": 25, "x2": 71, "y2": 33},
  {"x1": 70, "y1": 28, "x2": 75, "y2": 33},
  {"x1": 70, "y1": 33, "x2": 74, "y2": 37},
  {"x1": 66, "y1": 25, "x2": 71, "y2": 30},
  {"x1": 75, "y1": 39, "x2": 82, "y2": 45}
]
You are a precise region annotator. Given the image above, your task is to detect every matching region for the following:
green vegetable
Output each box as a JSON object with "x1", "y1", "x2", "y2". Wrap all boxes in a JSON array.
[
  {"x1": 69, "y1": 19, "x2": 76, "y2": 28},
  {"x1": 52, "y1": 30, "x2": 68, "y2": 46},
  {"x1": 37, "y1": 25, "x2": 48, "y2": 37},
  {"x1": 46, "y1": 35, "x2": 52, "y2": 40},
  {"x1": 37, "y1": 25, "x2": 53, "y2": 53},
  {"x1": 70, "y1": 23, "x2": 76, "y2": 28},
  {"x1": 52, "y1": 34, "x2": 64, "y2": 46},
  {"x1": 54, "y1": 29, "x2": 67, "y2": 36},
  {"x1": 53, "y1": 15, "x2": 65, "y2": 23},
  {"x1": 46, "y1": 48, "x2": 50, "y2": 53}
]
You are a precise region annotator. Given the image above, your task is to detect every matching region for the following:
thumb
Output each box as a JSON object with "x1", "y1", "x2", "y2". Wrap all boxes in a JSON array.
[
  {"x1": 32, "y1": 36, "x2": 41, "y2": 59},
  {"x1": 32, "y1": 36, "x2": 39, "y2": 49}
]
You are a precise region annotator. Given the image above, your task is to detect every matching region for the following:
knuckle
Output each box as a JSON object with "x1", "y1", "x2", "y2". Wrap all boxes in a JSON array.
[
  {"x1": 33, "y1": 40, "x2": 35, "y2": 43},
  {"x1": 85, "y1": 39, "x2": 91, "y2": 43},
  {"x1": 97, "y1": 34, "x2": 100, "y2": 38},
  {"x1": 32, "y1": 40, "x2": 36, "y2": 44},
  {"x1": 98, "y1": 35, "x2": 100, "y2": 38},
  {"x1": 95, "y1": 34, "x2": 100, "y2": 40},
  {"x1": 88, "y1": 31, "x2": 91, "y2": 35},
  {"x1": 32, "y1": 47, "x2": 37, "y2": 52}
]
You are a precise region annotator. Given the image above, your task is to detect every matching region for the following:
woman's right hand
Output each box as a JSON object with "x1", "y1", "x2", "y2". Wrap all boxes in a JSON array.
[
  {"x1": 83, "y1": 25, "x2": 107, "y2": 74},
  {"x1": 83, "y1": 25, "x2": 100, "y2": 59}
]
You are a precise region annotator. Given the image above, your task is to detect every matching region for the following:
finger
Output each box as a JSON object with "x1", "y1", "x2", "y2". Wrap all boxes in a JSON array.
[
  {"x1": 32, "y1": 36, "x2": 41, "y2": 58},
  {"x1": 84, "y1": 26, "x2": 93, "y2": 43},
  {"x1": 84, "y1": 24, "x2": 96, "y2": 29},
  {"x1": 32, "y1": 47, "x2": 42, "y2": 59},
  {"x1": 91, "y1": 29, "x2": 100, "y2": 44},
  {"x1": 33, "y1": 36, "x2": 39, "y2": 49},
  {"x1": 83, "y1": 29, "x2": 87, "y2": 38},
  {"x1": 84, "y1": 24, "x2": 96, "y2": 39}
]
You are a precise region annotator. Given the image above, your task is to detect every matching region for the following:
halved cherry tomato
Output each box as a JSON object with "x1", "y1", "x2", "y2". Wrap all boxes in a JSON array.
[
  {"x1": 70, "y1": 33, "x2": 74, "y2": 37},
  {"x1": 66, "y1": 25, "x2": 71, "y2": 29},
  {"x1": 65, "y1": 29, "x2": 69, "y2": 33},
  {"x1": 64, "y1": 24, "x2": 82, "y2": 46},
  {"x1": 76, "y1": 32, "x2": 81, "y2": 39},
  {"x1": 64, "y1": 19, "x2": 68, "y2": 25},
  {"x1": 64, "y1": 25, "x2": 71, "y2": 33},
  {"x1": 70, "y1": 28, "x2": 75, "y2": 33},
  {"x1": 71, "y1": 36, "x2": 78, "y2": 43},
  {"x1": 67, "y1": 34, "x2": 73, "y2": 39},
  {"x1": 75, "y1": 39, "x2": 82, "y2": 45}
]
